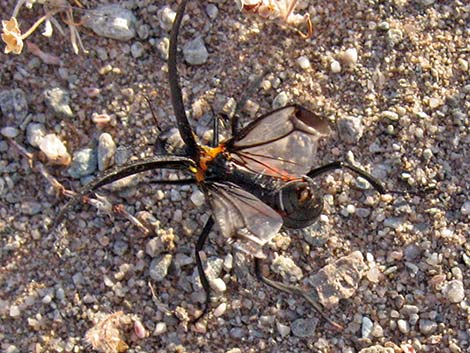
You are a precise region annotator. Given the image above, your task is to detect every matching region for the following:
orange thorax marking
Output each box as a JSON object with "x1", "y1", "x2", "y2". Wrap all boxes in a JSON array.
[{"x1": 195, "y1": 145, "x2": 225, "y2": 182}]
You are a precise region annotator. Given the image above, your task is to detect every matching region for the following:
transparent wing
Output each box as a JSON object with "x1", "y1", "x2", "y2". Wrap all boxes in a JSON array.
[
  {"x1": 204, "y1": 182, "x2": 283, "y2": 258},
  {"x1": 225, "y1": 105, "x2": 330, "y2": 178}
]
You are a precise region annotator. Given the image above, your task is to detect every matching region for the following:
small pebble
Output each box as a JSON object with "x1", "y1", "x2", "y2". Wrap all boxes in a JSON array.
[
  {"x1": 113, "y1": 240, "x2": 128, "y2": 256},
  {"x1": 149, "y1": 254, "x2": 173, "y2": 282},
  {"x1": 0, "y1": 88, "x2": 28, "y2": 121},
  {"x1": 361, "y1": 316, "x2": 373, "y2": 338},
  {"x1": 276, "y1": 322, "x2": 290, "y2": 338},
  {"x1": 1, "y1": 126, "x2": 19, "y2": 138},
  {"x1": 9, "y1": 305, "x2": 20, "y2": 317},
  {"x1": 190, "y1": 189, "x2": 205, "y2": 207},
  {"x1": 419, "y1": 319, "x2": 437, "y2": 335},
  {"x1": 397, "y1": 319, "x2": 410, "y2": 334},
  {"x1": 443, "y1": 279, "x2": 465, "y2": 303},
  {"x1": 26, "y1": 122, "x2": 46, "y2": 147},
  {"x1": 272, "y1": 91, "x2": 289, "y2": 109},
  {"x1": 291, "y1": 318, "x2": 317, "y2": 338},
  {"x1": 461, "y1": 201, "x2": 470, "y2": 215},
  {"x1": 330, "y1": 60, "x2": 341, "y2": 73},
  {"x1": 68, "y1": 148, "x2": 98, "y2": 178},
  {"x1": 342, "y1": 48, "x2": 358, "y2": 66},
  {"x1": 154, "y1": 322, "x2": 167, "y2": 335},
  {"x1": 38, "y1": 134, "x2": 71, "y2": 166},
  {"x1": 206, "y1": 4, "x2": 219, "y2": 19},
  {"x1": 43, "y1": 87, "x2": 73, "y2": 118},
  {"x1": 137, "y1": 24, "x2": 150, "y2": 40},
  {"x1": 158, "y1": 6, "x2": 176, "y2": 31},
  {"x1": 296, "y1": 55, "x2": 311, "y2": 70},
  {"x1": 337, "y1": 116, "x2": 364, "y2": 143},
  {"x1": 210, "y1": 278, "x2": 227, "y2": 293},
  {"x1": 131, "y1": 42, "x2": 145, "y2": 58},
  {"x1": 381, "y1": 110, "x2": 399, "y2": 121},
  {"x1": 97, "y1": 133, "x2": 116, "y2": 171},
  {"x1": 271, "y1": 255, "x2": 303, "y2": 281},
  {"x1": 183, "y1": 37, "x2": 209, "y2": 65},
  {"x1": 83, "y1": 4, "x2": 136, "y2": 40},
  {"x1": 213, "y1": 302, "x2": 227, "y2": 317}
]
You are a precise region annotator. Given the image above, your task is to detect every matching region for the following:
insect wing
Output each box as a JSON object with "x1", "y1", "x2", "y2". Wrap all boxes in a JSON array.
[
  {"x1": 204, "y1": 182, "x2": 283, "y2": 258},
  {"x1": 227, "y1": 105, "x2": 330, "y2": 178}
]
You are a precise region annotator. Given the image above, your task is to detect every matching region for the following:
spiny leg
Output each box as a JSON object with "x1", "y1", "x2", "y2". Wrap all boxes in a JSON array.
[
  {"x1": 192, "y1": 216, "x2": 215, "y2": 322},
  {"x1": 254, "y1": 258, "x2": 343, "y2": 330}
]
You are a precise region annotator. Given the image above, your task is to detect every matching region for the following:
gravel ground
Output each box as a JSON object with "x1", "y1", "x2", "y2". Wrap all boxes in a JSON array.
[{"x1": 1, "y1": 0, "x2": 469, "y2": 352}]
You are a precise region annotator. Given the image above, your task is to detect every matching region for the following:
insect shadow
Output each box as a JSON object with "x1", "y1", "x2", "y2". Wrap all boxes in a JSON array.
[{"x1": 54, "y1": 0, "x2": 387, "y2": 330}]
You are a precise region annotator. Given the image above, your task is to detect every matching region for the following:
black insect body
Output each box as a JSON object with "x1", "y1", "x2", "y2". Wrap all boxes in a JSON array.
[{"x1": 55, "y1": 0, "x2": 386, "y2": 329}]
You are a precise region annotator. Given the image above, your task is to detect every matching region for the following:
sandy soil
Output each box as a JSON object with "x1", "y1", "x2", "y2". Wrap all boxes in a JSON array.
[{"x1": 1, "y1": 0, "x2": 469, "y2": 352}]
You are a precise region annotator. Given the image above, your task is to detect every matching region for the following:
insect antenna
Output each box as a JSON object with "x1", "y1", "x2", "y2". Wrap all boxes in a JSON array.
[{"x1": 168, "y1": 0, "x2": 199, "y2": 161}]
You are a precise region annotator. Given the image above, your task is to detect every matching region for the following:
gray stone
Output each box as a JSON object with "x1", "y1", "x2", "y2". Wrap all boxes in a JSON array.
[
  {"x1": 43, "y1": 87, "x2": 73, "y2": 118},
  {"x1": 291, "y1": 318, "x2": 317, "y2": 337},
  {"x1": 0, "y1": 88, "x2": 28, "y2": 121},
  {"x1": 68, "y1": 148, "x2": 98, "y2": 179},
  {"x1": 149, "y1": 254, "x2": 173, "y2": 282},
  {"x1": 271, "y1": 255, "x2": 303, "y2": 282},
  {"x1": 443, "y1": 279, "x2": 465, "y2": 303},
  {"x1": 338, "y1": 116, "x2": 364, "y2": 144},
  {"x1": 83, "y1": 5, "x2": 136, "y2": 40},
  {"x1": 131, "y1": 42, "x2": 145, "y2": 58},
  {"x1": 183, "y1": 36, "x2": 209, "y2": 65},
  {"x1": 113, "y1": 240, "x2": 128, "y2": 256},
  {"x1": 309, "y1": 251, "x2": 365, "y2": 308},
  {"x1": 419, "y1": 319, "x2": 437, "y2": 335},
  {"x1": 272, "y1": 91, "x2": 289, "y2": 109}
]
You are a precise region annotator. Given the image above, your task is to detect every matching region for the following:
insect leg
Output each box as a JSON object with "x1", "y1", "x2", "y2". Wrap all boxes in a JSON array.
[
  {"x1": 307, "y1": 161, "x2": 386, "y2": 194},
  {"x1": 254, "y1": 258, "x2": 343, "y2": 330},
  {"x1": 192, "y1": 216, "x2": 215, "y2": 322}
]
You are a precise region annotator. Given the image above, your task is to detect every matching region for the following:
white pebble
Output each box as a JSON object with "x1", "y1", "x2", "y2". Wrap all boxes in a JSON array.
[
  {"x1": 26, "y1": 122, "x2": 46, "y2": 147},
  {"x1": 342, "y1": 48, "x2": 358, "y2": 66},
  {"x1": 276, "y1": 322, "x2": 291, "y2": 337},
  {"x1": 330, "y1": 60, "x2": 341, "y2": 73},
  {"x1": 38, "y1": 134, "x2": 71, "y2": 166},
  {"x1": 1, "y1": 126, "x2": 19, "y2": 138},
  {"x1": 361, "y1": 316, "x2": 373, "y2": 338},
  {"x1": 9, "y1": 305, "x2": 20, "y2": 317},
  {"x1": 213, "y1": 302, "x2": 227, "y2": 317},
  {"x1": 210, "y1": 278, "x2": 227, "y2": 292},
  {"x1": 296, "y1": 55, "x2": 311, "y2": 70},
  {"x1": 154, "y1": 322, "x2": 167, "y2": 335}
]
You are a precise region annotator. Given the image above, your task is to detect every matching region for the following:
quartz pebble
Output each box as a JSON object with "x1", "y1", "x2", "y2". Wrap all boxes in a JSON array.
[
  {"x1": 38, "y1": 134, "x2": 71, "y2": 166},
  {"x1": 26, "y1": 122, "x2": 46, "y2": 147},
  {"x1": 296, "y1": 55, "x2": 311, "y2": 70},
  {"x1": 330, "y1": 60, "x2": 341, "y2": 73},
  {"x1": 97, "y1": 132, "x2": 116, "y2": 171},
  {"x1": 342, "y1": 48, "x2": 358, "y2": 66}
]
